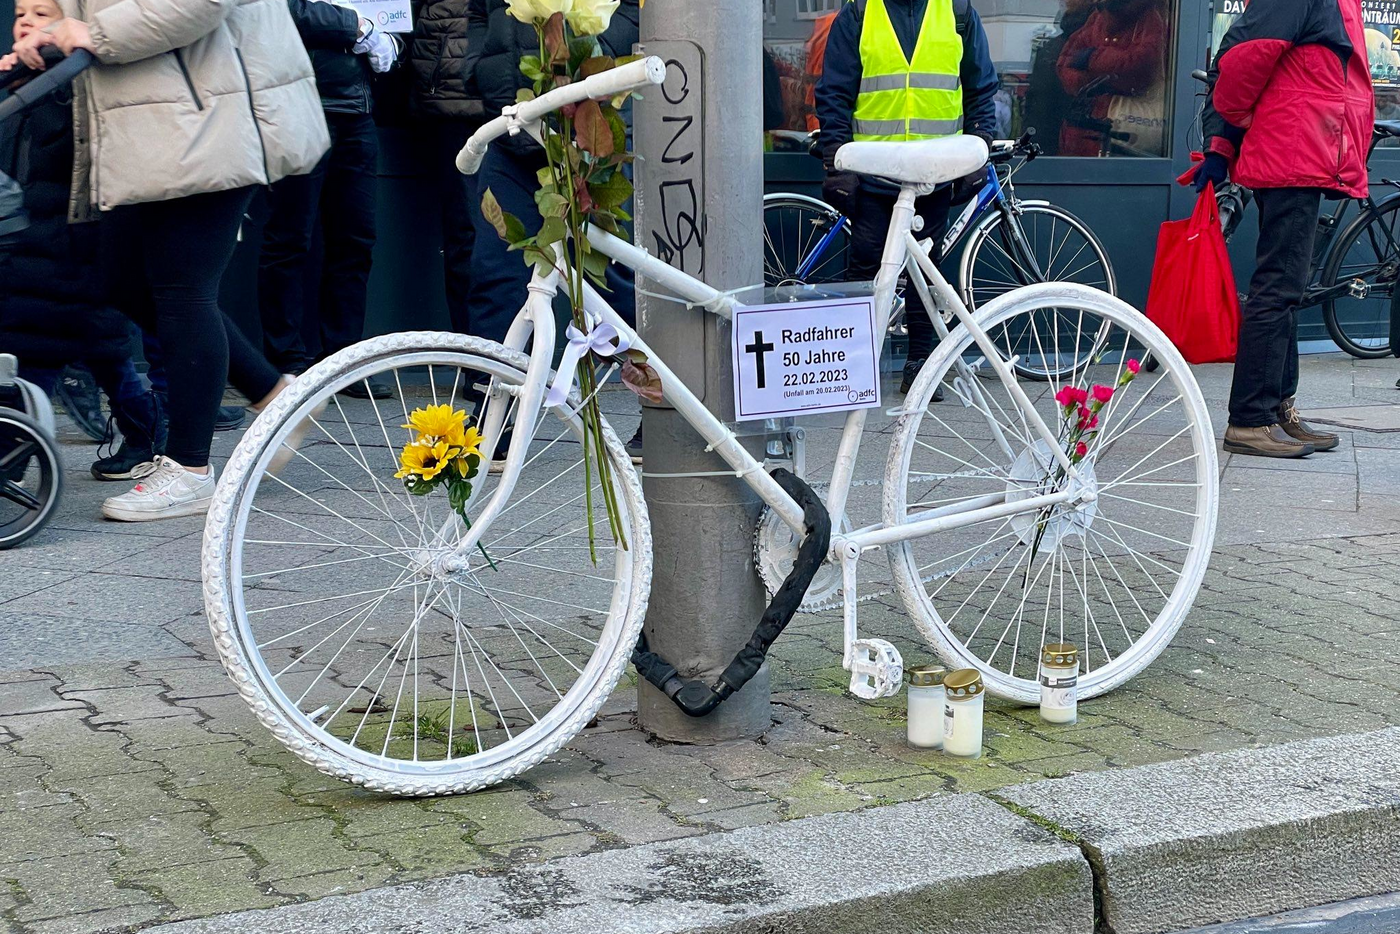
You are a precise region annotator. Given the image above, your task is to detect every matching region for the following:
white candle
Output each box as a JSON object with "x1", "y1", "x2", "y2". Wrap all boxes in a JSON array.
[
  {"x1": 1039, "y1": 643, "x2": 1079, "y2": 725},
  {"x1": 906, "y1": 665, "x2": 947, "y2": 749},
  {"x1": 942, "y1": 669, "x2": 984, "y2": 758}
]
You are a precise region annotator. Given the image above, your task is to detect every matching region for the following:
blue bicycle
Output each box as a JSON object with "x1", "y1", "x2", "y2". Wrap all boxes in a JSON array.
[{"x1": 763, "y1": 130, "x2": 1117, "y2": 380}]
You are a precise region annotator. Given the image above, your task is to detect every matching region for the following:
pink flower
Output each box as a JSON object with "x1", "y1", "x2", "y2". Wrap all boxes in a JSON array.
[
  {"x1": 1091, "y1": 384, "x2": 1114, "y2": 404},
  {"x1": 1077, "y1": 411, "x2": 1099, "y2": 432},
  {"x1": 1126, "y1": 358, "x2": 1141, "y2": 375},
  {"x1": 1075, "y1": 441, "x2": 1088, "y2": 460},
  {"x1": 1055, "y1": 386, "x2": 1089, "y2": 409}
]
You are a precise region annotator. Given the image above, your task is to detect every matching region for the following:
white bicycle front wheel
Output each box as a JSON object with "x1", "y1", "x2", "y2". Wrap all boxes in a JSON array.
[
  {"x1": 203, "y1": 332, "x2": 651, "y2": 795},
  {"x1": 885, "y1": 285, "x2": 1218, "y2": 702}
]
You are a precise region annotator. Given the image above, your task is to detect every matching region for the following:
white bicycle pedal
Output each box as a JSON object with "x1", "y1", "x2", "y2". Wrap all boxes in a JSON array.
[{"x1": 848, "y1": 638, "x2": 903, "y2": 700}]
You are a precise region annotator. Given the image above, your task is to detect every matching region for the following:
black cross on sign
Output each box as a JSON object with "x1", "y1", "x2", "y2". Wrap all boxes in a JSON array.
[{"x1": 745, "y1": 330, "x2": 775, "y2": 389}]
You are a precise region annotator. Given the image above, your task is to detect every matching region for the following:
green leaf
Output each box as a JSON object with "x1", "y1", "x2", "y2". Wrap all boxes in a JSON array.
[
  {"x1": 574, "y1": 99, "x2": 613, "y2": 158},
  {"x1": 580, "y1": 55, "x2": 615, "y2": 79},
  {"x1": 543, "y1": 13, "x2": 567, "y2": 65},
  {"x1": 503, "y1": 211, "x2": 528, "y2": 246},
  {"x1": 523, "y1": 244, "x2": 556, "y2": 275},
  {"x1": 581, "y1": 245, "x2": 609, "y2": 282},
  {"x1": 569, "y1": 36, "x2": 599, "y2": 72},
  {"x1": 615, "y1": 54, "x2": 641, "y2": 67},
  {"x1": 591, "y1": 212, "x2": 619, "y2": 234},
  {"x1": 537, "y1": 166, "x2": 554, "y2": 189},
  {"x1": 515, "y1": 87, "x2": 536, "y2": 104},
  {"x1": 589, "y1": 171, "x2": 632, "y2": 211},
  {"x1": 604, "y1": 105, "x2": 627, "y2": 154},
  {"x1": 544, "y1": 130, "x2": 567, "y2": 164},
  {"x1": 536, "y1": 215, "x2": 568, "y2": 248},
  {"x1": 519, "y1": 55, "x2": 545, "y2": 82},
  {"x1": 480, "y1": 188, "x2": 509, "y2": 240},
  {"x1": 535, "y1": 190, "x2": 571, "y2": 218}
]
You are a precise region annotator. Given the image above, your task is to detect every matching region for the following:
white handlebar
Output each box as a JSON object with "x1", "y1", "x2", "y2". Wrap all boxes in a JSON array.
[{"x1": 456, "y1": 55, "x2": 667, "y2": 176}]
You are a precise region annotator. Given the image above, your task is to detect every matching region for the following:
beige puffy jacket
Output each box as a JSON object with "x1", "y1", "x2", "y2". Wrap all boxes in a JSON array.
[{"x1": 63, "y1": 0, "x2": 330, "y2": 220}]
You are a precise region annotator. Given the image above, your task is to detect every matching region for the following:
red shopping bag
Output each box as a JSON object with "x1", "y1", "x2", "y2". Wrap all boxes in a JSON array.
[{"x1": 1144, "y1": 184, "x2": 1239, "y2": 364}]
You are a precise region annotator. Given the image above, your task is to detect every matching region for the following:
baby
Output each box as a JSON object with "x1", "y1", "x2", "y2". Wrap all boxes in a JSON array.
[{"x1": 3, "y1": 0, "x2": 66, "y2": 72}]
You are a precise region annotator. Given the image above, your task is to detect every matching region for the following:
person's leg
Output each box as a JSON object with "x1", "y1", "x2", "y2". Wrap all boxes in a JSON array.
[
  {"x1": 257, "y1": 155, "x2": 328, "y2": 373},
  {"x1": 316, "y1": 112, "x2": 379, "y2": 360},
  {"x1": 132, "y1": 188, "x2": 253, "y2": 469},
  {"x1": 88, "y1": 355, "x2": 163, "y2": 480},
  {"x1": 465, "y1": 146, "x2": 549, "y2": 346},
  {"x1": 437, "y1": 120, "x2": 478, "y2": 333},
  {"x1": 1225, "y1": 187, "x2": 1321, "y2": 458},
  {"x1": 906, "y1": 189, "x2": 953, "y2": 362},
  {"x1": 224, "y1": 311, "x2": 283, "y2": 408},
  {"x1": 1229, "y1": 187, "x2": 1320, "y2": 428}
]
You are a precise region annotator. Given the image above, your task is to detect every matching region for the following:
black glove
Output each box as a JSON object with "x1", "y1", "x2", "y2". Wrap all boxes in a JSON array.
[
  {"x1": 822, "y1": 170, "x2": 861, "y2": 217},
  {"x1": 1193, "y1": 152, "x2": 1229, "y2": 192}
]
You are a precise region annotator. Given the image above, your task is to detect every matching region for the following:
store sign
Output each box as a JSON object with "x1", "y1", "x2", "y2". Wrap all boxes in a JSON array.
[{"x1": 731, "y1": 297, "x2": 882, "y2": 422}]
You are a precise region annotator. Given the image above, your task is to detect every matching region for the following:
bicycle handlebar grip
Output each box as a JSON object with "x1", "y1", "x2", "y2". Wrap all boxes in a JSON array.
[{"x1": 456, "y1": 55, "x2": 667, "y2": 176}]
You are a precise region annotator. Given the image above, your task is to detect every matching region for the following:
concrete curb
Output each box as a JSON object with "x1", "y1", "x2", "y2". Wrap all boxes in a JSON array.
[
  {"x1": 143, "y1": 728, "x2": 1400, "y2": 934},
  {"x1": 145, "y1": 793, "x2": 1093, "y2": 934},
  {"x1": 1001, "y1": 726, "x2": 1400, "y2": 934}
]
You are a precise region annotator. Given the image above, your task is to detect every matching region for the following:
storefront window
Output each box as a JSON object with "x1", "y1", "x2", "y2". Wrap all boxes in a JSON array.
[{"x1": 761, "y1": 0, "x2": 1175, "y2": 157}]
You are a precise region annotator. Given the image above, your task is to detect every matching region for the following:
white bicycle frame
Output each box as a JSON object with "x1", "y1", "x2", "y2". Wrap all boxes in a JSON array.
[{"x1": 450, "y1": 57, "x2": 1096, "y2": 675}]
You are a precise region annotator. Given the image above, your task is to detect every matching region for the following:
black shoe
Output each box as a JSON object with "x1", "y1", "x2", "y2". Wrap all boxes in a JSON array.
[
  {"x1": 338, "y1": 377, "x2": 393, "y2": 400},
  {"x1": 91, "y1": 440, "x2": 158, "y2": 481},
  {"x1": 58, "y1": 365, "x2": 107, "y2": 441},
  {"x1": 625, "y1": 424, "x2": 643, "y2": 464},
  {"x1": 214, "y1": 405, "x2": 246, "y2": 431},
  {"x1": 899, "y1": 358, "x2": 943, "y2": 400}
]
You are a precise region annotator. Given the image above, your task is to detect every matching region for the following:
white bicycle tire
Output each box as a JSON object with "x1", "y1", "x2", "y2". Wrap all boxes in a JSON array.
[
  {"x1": 884, "y1": 283, "x2": 1218, "y2": 702},
  {"x1": 202, "y1": 331, "x2": 652, "y2": 795}
]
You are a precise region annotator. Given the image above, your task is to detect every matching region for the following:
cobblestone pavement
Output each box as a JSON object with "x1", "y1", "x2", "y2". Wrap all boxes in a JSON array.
[{"x1": 4, "y1": 355, "x2": 1400, "y2": 933}]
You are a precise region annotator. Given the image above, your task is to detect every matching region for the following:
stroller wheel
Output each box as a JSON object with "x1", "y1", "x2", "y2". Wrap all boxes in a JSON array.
[{"x1": 0, "y1": 408, "x2": 62, "y2": 549}]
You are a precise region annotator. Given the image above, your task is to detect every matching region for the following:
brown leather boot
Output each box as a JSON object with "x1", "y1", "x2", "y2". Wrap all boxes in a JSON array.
[
  {"x1": 1223, "y1": 423, "x2": 1315, "y2": 458},
  {"x1": 1278, "y1": 397, "x2": 1339, "y2": 451}
]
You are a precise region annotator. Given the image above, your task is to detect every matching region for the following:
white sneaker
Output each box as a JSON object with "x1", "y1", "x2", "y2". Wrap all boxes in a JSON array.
[{"x1": 101, "y1": 456, "x2": 216, "y2": 522}]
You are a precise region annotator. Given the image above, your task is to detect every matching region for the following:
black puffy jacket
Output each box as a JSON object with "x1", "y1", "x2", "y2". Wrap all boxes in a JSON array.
[
  {"x1": 290, "y1": 0, "x2": 377, "y2": 114},
  {"x1": 409, "y1": 0, "x2": 483, "y2": 118},
  {"x1": 0, "y1": 97, "x2": 133, "y2": 365},
  {"x1": 463, "y1": 0, "x2": 640, "y2": 150}
]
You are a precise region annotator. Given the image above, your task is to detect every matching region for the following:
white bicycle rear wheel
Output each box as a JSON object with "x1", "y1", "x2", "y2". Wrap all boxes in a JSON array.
[
  {"x1": 203, "y1": 332, "x2": 650, "y2": 795},
  {"x1": 885, "y1": 285, "x2": 1217, "y2": 702}
]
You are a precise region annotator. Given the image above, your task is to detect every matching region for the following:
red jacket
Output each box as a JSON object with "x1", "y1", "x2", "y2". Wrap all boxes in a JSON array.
[{"x1": 1203, "y1": 0, "x2": 1374, "y2": 197}]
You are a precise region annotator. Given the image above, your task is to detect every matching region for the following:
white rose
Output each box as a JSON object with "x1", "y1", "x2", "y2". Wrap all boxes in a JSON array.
[
  {"x1": 567, "y1": 0, "x2": 619, "y2": 35},
  {"x1": 505, "y1": 0, "x2": 572, "y2": 24}
]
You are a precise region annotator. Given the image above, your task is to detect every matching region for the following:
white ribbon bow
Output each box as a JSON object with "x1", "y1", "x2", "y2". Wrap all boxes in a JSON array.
[{"x1": 545, "y1": 321, "x2": 631, "y2": 408}]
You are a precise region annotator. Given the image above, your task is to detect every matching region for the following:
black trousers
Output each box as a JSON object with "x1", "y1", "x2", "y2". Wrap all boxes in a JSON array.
[
  {"x1": 432, "y1": 120, "x2": 480, "y2": 333},
  {"x1": 1229, "y1": 187, "x2": 1322, "y2": 428},
  {"x1": 464, "y1": 146, "x2": 635, "y2": 349},
  {"x1": 258, "y1": 111, "x2": 379, "y2": 371},
  {"x1": 102, "y1": 186, "x2": 281, "y2": 468},
  {"x1": 847, "y1": 186, "x2": 952, "y2": 361}
]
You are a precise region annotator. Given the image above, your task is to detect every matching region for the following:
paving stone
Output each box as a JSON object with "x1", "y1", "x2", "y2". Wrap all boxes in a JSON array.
[
  {"x1": 129, "y1": 858, "x2": 286, "y2": 917},
  {"x1": 0, "y1": 679, "x2": 84, "y2": 716},
  {"x1": 24, "y1": 903, "x2": 168, "y2": 934},
  {"x1": 225, "y1": 819, "x2": 380, "y2": 881},
  {"x1": 350, "y1": 824, "x2": 491, "y2": 874},
  {"x1": 71, "y1": 685, "x2": 196, "y2": 725},
  {"x1": 103, "y1": 812, "x2": 244, "y2": 874},
  {"x1": 425, "y1": 788, "x2": 590, "y2": 844},
  {"x1": 3, "y1": 852, "x2": 145, "y2": 923},
  {"x1": 268, "y1": 865, "x2": 397, "y2": 902}
]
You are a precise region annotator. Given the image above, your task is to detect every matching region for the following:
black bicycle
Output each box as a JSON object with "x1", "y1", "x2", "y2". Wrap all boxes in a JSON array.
[{"x1": 1193, "y1": 69, "x2": 1400, "y2": 358}]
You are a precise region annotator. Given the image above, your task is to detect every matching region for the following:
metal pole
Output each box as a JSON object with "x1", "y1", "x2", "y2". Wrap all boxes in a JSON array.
[{"x1": 633, "y1": 0, "x2": 768, "y2": 742}]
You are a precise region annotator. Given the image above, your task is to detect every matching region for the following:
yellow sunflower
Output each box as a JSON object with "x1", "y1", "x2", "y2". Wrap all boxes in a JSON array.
[
  {"x1": 402, "y1": 404, "x2": 467, "y2": 442},
  {"x1": 395, "y1": 440, "x2": 454, "y2": 481},
  {"x1": 447, "y1": 422, "x2": 485, "y2": 457}
]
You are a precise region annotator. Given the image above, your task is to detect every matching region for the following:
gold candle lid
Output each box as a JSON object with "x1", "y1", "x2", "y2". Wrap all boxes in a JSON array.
[
  {"x1": 905, "y1": 664, "x2": 947, "y2": 688},
  {"x1": 943, "y1": 668, "x2": 984, "y2": 699},
  {"x1": 1041, "y1": 643, "x2": 1079, "y2": 667}
]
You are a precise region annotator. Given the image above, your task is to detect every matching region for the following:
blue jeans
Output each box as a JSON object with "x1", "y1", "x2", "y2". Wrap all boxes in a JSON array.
[{"x1": 464, "y1": 146, "x2": 635, "y2": 352}]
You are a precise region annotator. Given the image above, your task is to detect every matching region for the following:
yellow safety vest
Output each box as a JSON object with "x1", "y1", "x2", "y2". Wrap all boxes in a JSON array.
[{"x1": 854, "y1": 0, "x2": 963, "y2": 142}]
